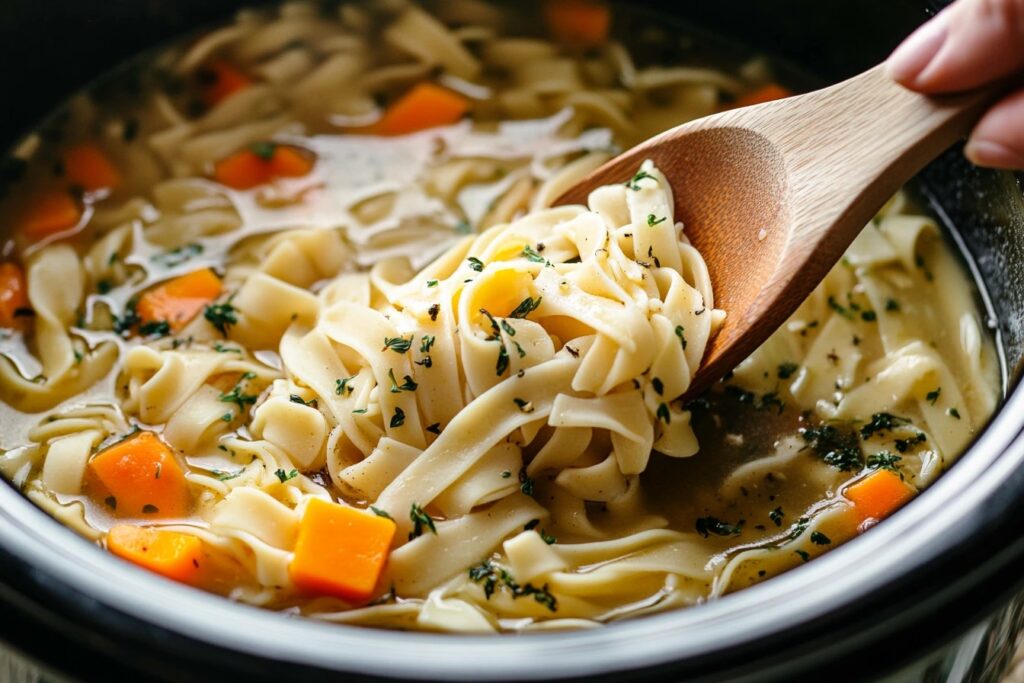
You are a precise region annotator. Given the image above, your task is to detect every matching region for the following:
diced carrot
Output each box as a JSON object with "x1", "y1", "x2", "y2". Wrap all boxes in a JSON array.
[
  {"x1": 198, "y1": 60, "x2": 252, "y2": 107},
  {"x1": 844, "y1": 469, "x2": 916, "y2": 522},
  {"x1": 107, "y1": 525, "x2": 204, "y2": 584},
  {"x1": 362, "y1": 83, "x2": 470, "y2": 136},
  {"x1": 88, "y1": 432, "x2": 191, "y2": 518},
  {"x1": 543, "y1": 0, "x2": 611, "y2": 47},
  {"x1": 0, "y1": 263, "x2": 30, "y2": 330},
  {"x1": 136, "y1": 268, "x2": 222, "y2": 332},
  {"x1": 290, "y1": 499, "x2": 396, "y2": 603},
  {"x1": 19, "y1": 191, "x2": 82, "y2": 242},
  {"x1": 269, "y1": 145, "x2": 315, "y2": 178},
  {"x1": 731, "y1": 84, "x2": 793, "y2": 109},
  {"x1": 212, "y1": 143, "x2": 315, "y2": 190},
  {"x1": 63, "y1": 143, "x2": 121, "y2": 192}
]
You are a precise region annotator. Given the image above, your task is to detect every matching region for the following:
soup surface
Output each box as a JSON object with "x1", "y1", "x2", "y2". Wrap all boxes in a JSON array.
[{"x1": 0, "y1": 0, "x2": 1000, "y2": 632}]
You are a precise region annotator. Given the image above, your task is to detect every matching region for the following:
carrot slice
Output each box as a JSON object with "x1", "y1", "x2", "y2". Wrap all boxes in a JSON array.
[
  {"x1": 290, "y1": 499, "x2": 396, "y2": 602},
  {"x1": 198, "y1": 60, "x2": 252, "y2": 107},
  {"x1": 19, "y1": 191, "x2": 82, "y2": 242},
  {"x1": 363, "y1": 83, "x2": 470, "y2": 136},
  {"x1": 107, "y1": 525, "x2": 204, "y2": 584},
  {"x1": 212, "y1": 143, "x2": 315, "y2": 190},
  {"x1": 136, "y1": 268, "x2": 222, "y2": 332},
  {"x1": 543, "y1": 0, "x2": 611, "y2": 47},
  {"x1": 63, "y1": 143, "x2": 121, "y2": 192},
  {"x1": 88, "y1": 432, "x2": 191, "y2": 518},
  {"x1": 844, "y1": 469, "x2": 915, "y2": 522},
  {"x1": 0, "y1": 263, "x2": 30, "y2": 330},
  {"x1": 731, "y1": 84, "x2": 793, "y2": 109}
]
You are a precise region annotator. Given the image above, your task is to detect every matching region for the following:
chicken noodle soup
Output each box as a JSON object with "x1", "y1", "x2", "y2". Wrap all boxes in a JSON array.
[{"x1": 0, "y1": 0, "x2": 999, "y2": 632}]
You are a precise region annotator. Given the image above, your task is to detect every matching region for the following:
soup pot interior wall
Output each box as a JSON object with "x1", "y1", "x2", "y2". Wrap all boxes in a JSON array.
[{"x1": 2, "y1": 1, "x2": 1024, "y2": 682}]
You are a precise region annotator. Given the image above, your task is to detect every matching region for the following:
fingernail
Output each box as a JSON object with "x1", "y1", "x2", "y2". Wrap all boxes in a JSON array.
[
  {"x1": 886, "y1": 11, "x2": 950, "y2": 85},
  {"x1": 965, "y1": 140, "x2": 1024, "y2": 170}
]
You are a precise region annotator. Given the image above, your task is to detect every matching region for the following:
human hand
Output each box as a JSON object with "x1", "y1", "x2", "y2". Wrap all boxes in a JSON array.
[{"x1": 887, "y1": 0, "x2": 1024, "y2": 169}]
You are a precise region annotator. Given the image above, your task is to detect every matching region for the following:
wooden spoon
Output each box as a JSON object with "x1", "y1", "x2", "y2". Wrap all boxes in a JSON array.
[{"x1": 556, "y1": 63, "x2": 993, "y2": 397}]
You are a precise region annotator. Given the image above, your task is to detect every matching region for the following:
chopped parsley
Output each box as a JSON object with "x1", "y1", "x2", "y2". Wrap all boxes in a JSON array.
[
  {"x1": 651, "y1": 377, "x2": 664, "y2": 395},
  {"x1": 519, "y1": 468, "x2": 534, "y2": 496},
  {"x1": 948, "y1": 407, "x2": 961, "y2": 419},
  {"x1": 218, "y1": 381, "x2": 258, "y2": 413},
  {"x1": 467, "y1": 257, "x2": 484, "y2": 272},
  {"x1": 769, "y1": 506, "x2": 784, "y2": 527},
  {"x1": 861, "y1": 310, "x2": 877, "y2": 322},
  {"x1": 335, "y1": 375, "x2": 356, "y2": 395},
  {"x1": 675, "y1": 325, "x2": 687, "y2": 351},
  {"x1": 388, "y1": 369, "x2": 417, "y2": 393},
  {"x1": 509, "y1": 296, "x2": 543, "y2": 319},
  {"x1": 894, "y1": 432, "x2": 927, "y2": 453},
  {"x1": 495, "y1": 342, "x2": 510, "y2": 376},
  {"x1": 370, "y1": 506, "x2": 392, "y2": 520},
  {"x1": 647, "y1": 214, "x2": 667, "y2": 227},
  {"x1": 520, "y1": 246, "x2": 548, "y2": 264},
  {"x1": 859, "y1": 412, "x2": 909, "y2": 439},
  {"x1": 289, "y1": 394, "x2": 318, "y2": 408},
  {"x1": 428, "y1": 304, "x2": 440, "y2": 321},
  {"x1": 274, "y1": 468, "x2": 298, "y2": 483},
  {"x1": 382, "y1": 336, "x2": 413, "y2": 353},
  {"x1": 794, "y1": 549, "x2": 811, "y2": 562},
  {"x1": 866, "y1": 452, "x2": 902, "y2": 473},
  {"x1": 886, "y1": 298, "x2": 901, "y2": 312},
  {"x1": 695, "y1": 516, "x2": 743, "y2": 538},
  {"x1": 420, "y1": 335, "x2": 435, "y2": 353},
  {"x1": 390, "y1": 407, "x2": 406, "y2": 428},
  {"x1": 427, "y1": 279, "x2": 438, "y2": 287},
  {"x1": 426, "y1": 422, "x2": 442, "y2": 435},
  {"x1": 926, "y1": 387, "x2": 941, "y2": 405},
  {"x1": 249, "y1": 141, "x2": 277, "y2": 160},
  {"x1": 800, "y1": 423, "x2": 863, "y2": 471},
  {"x1": 213, "y1": 341, "x2": 241, "y2": 353},
  {"x1": 408, "y1": 503, "x2": 437, "y2": 540},
  {"x1": 827, "y1": 296, "x2": 853, "y2": 319},
  {"x1": 204, "y1": 300, "x2": 237, "y2": 336},
  {"x1": 468, "y1": 559, "x2": 558, "y2": 611},
  {"x1": 656, "y1": 403, "x2": 670, "y2": 424},
  {"x1": 777, "y1": 362, "x2": 799, "y2": 379},
  {"x1": 810, "y1": 531, "x2": 832, "y2": 545},
  {"x1": 625, "y1": 169, "x2": 655, "y2": 190}
]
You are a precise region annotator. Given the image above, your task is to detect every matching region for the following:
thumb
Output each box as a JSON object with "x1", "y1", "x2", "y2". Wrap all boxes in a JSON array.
[{"x1": 888, "y1": 0, "x2": 1024, "y2": 93}]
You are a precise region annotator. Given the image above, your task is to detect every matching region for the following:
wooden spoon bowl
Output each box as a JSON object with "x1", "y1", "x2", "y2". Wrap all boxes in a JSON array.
[{"x1": 557, "y1": 64, "x2": 993, "y2": 396}]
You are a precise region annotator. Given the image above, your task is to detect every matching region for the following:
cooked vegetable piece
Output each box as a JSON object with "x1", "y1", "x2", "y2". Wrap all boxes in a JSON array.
[
  {"x1": 19, "y1": 191, "x2": 82, "y2": 242},
  {"x1": 88, "y1": 432, "x2": 191, "y2": 518},
  {"x1": 0, "y1": 263, "x2": 29, "y2": 329},
  {"x1": 107, "y1": 525, "x2": 203, "y2": 584},
  {"x1": 731, "y1": 84, "x2": 793, "y2": 108},
  {"x1": 363, "y1": 83, "x2": 470, "y2": 136},
  {"x1": 290, "y1": 498, "x2": 396, "y2": 602},
  {"x1": 543, "y1": 0, "x2": 610, "y2": 47},
  {"x1": 136, "y1": 268, "x2": 222, "y2": 332},
  {"x1": 63, "y1": 143, "x2": 121, "y2": 192},
  {"x1": 212, "y1": 143, "x2": 315, "y2": 189},
  {"x1": 198, "y1": 60, "x2": 252, "y2": 107},
  {"x1": 844, "y1": 469, "x2": 915, "y2": 522}
]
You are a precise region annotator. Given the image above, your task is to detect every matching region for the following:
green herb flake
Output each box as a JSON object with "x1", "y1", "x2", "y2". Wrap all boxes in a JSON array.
[
  {"x1": 382, "y1": 336, "x2": 413, "y2": 353},
  {"x1": 861, "y1": 310, "x2": 877, "y2": 322},
  {"x1": 274, "y1": 468, "x2": 298, "y2": 483},
  {"x1": 656, "y1": 403, "x2": 670, "y2": 424},
  {"x1": 777, "y1": 362, "x2": 798, "y2": 379},
  {"x1": 810, "y1": 531, "x2": 832, "y2": 545},
  {"x1": 948, "y1": 407, "x2": 961, "y2": 419},
  {"x1": 390, "y1": 407, "x2": 406, "y2": 428},
  {"x1": 508, "y1": 296, "x2": 542, "y2": 319},
  {"x1": 651, "y1": 377, "x2": 664, "y2": 395},
  {"x1": 625, "y1": 169, "x2": 655, "y2": 191},
  {"x1": 467, "y1": 559, "x2": 558, "y2": 611},
  {"x1": 859, "y1": 412, "x2": 909, "y2": 439},
  {"x1": 467, "y1": 257, "x2": 485, "y2": 272},
  {"x1": 427, "y1": 279, "x2": 439, "y2": 287},
  {"x1": 426, "y1": 422, "x2": 442, "y2": 435},
  {"x1": 675, "y1": 325, "x2": 687, "y2": 351},
  {"x1": 248, "y1": 141, "x2": 277, "y2": 160},
  {"x1": 794, "y1": 549, "x2": 811, "y2": 562},
  {"x1": 885, "y1": 298, "x2": 901, "y2": 312},
  {"x1": 519, "y1": 468, "x2": 534, "y2": 496},
  {"x1": 204, "y1": 301, "x2": 237, "y2": 337},
  {"x1": 769, "y1": 506, "x2": 784, "y2": 527},
  {"x1": 647, "y1": 214, "x2": 667, "y2": 227},
  {"x1": 336, "y1": 375, "x2": 356, "y2": 396},
  {"x1": 409, "y1": 503, "x2": 437, "y2": 540},
  {"x1": 866, "y1": 451, "x2": 902, "y2": 473},
  {"x1": 695, "y1": 516, "x2": 743, "y2": 538},
  {"x1": 370, "y1": 506, "x2": 392, "y2": 520},
  {"x1": 420, "y1": 335, "x2": 435, "y2": 353},
  {"x1": 519, "y1": 246, "x2": 548, "y2": 264},
  {"x1": 800, "y1": 423, "x2": 863, "y2": 471},
  {"x1": 926, "y1": 387, "x2": 941, "y2": 405}
]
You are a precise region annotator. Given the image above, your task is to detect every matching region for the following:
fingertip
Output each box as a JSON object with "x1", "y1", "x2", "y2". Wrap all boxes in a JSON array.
[
  {"x1": 886, "y1": 9, "x2": 951, "y2": 89},
  {"x1": 965, "y1": 89, "x2": 1024, "y2": 171}
]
